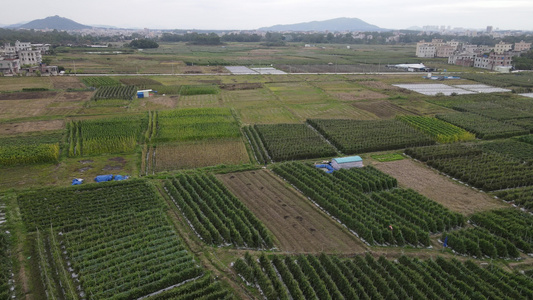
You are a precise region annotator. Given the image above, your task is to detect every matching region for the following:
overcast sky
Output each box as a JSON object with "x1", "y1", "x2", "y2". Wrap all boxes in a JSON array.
[{"x1": 4, "y1": 0, "x2": 533, "y2": 30}]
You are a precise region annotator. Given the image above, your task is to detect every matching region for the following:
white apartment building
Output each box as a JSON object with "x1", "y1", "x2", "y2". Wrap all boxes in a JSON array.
[{"x1": 18, "y1": 50, "x2": 42, "y2": 66}]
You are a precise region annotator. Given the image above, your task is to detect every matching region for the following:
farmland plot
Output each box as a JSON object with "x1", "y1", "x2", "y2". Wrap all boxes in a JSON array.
[
  {"x1": 164, "y1": 173, "x2": 273, "y2": 248},
  {"x1": 17, "y1": 180, "x2": 231, "y2": 299},
  {"x1": 374, "y1": 159, "x2": 507, "y2": 215},
  {"x1": 437, "y1": 112, "x2": 528, "y2": 139},
  {"x1": 253, "y1": 123, "x2": 338, "y2": 162},
  {"x1": 309, "y1": 118, "x2": 434, "y2": 155},
  {"x1": 273, "y1": 162, "x2": 464, "y2": 247},
  {"x1": 406, "y1": 143, "x2": 533, "y2": 191},
  {"x1": 352, "y1": 100, "x2": 417, "y2": 119},
  {"x1": 234, "y1": 253, "x2": 533, "y2": 300},
  {"x1": 67, "y1": 115, "x2": 148, "y2": 156},
  {"x1": 145, "y1": 140, "x2": 249, "y2": 173},
  {"x1": 218, "y1": 170, "x2": 365, "y2": 253}
]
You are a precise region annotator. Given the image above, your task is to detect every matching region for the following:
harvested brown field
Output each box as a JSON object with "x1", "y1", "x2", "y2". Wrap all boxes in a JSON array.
[
  {"x1": 357, "y1": 80, "x2": 404, "y2": 92},
  {"x1": 145, "y1": 96, "x2": 178, "y2": 108},
  {"x1": 217, "y1": 170, "x2": 366, "y2": 253},
  {"x1": 0, "y1": 120, "x2": 64, "y2": 135},
  {"x1": 373, "y1": 159, "x2": 509, "y2": 215},
  {"x1": 50, "y1": 77, "x2": 87, "y2": 89},
  {"x1": 334, "y1": 90, "x2": 389, "y2": 101},
  {"x1": 146, "y1": 140, "x2": 249, "y2": 173},
  {"x1": 0, "y1": 91, "x2": 58, "y2": 100},
  {"x1": 53, "y1": 91, "x2": 93, "y2": 102},
  {"x1": 220, "y1": 83, "x2": 263, "y2": 90},
  {"x1": 353, "y1": 100, "x2": 419, "y2": 118}
]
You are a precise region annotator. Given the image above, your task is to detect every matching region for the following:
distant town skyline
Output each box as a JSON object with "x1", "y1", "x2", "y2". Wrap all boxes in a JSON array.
[{"x1": 3, "y1": 0, "x2": 533, "y2": 31}]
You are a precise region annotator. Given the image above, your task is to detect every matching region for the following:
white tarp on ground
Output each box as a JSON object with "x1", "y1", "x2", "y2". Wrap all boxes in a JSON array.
[
  {"x1": 250, "y1": 67, "x2": 286, "y2": 74},
  {"x1": 225, "y1": 66, "x2": 257, "y2": 74},
  {"x1": 393, "y1": 84, "x2": 475, "y2": 96},
  {"x1": 520, "y1": 93, "x2": 533, "y2": 98},
  {"x1": 453, "y1": 84, "x2": 511, "y2": 93}
]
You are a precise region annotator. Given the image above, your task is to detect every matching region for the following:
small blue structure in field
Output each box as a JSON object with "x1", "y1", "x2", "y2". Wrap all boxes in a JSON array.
[
  {"x1": 114, "y1": 175, "x2": 129, "y2": 181},
  {"x1": 72, "y1": 178, "x2": 83, "y2": 185},
  {"x1": 94, "y1": 174, "x2": 113, "y2": 182},
  {"x1": 331, "y1": 156, "x2": 363, "y2": 170}
]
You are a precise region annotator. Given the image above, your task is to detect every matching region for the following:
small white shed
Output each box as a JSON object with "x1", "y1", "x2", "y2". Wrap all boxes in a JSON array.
[{"x1": 331, "y1": 156, "x2": 363, "y2": 170}]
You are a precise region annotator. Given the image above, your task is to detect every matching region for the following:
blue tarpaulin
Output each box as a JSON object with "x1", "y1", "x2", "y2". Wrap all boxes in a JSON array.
[
  {"x1": 72, "y1": 179, "x2": 83, "y2": 185},
  {"x1": 114, "y1": 175, "x2": 129, "y2": 181},
  {"x1": 94, "y1": 174, "x2": 113, "y2": 182}
]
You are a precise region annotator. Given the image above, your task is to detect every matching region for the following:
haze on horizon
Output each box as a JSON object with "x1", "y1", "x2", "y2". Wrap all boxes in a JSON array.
[{"x1": 4, "y1": 0, "x2": 533, "y2": 31}]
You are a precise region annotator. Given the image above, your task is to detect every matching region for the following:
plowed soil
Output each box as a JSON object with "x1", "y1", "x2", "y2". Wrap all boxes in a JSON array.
[
  {"x1": 217, "y1": 170, "x2": 365, "y2": 254},
  {"x1": 373, "y1": 159, "x2": 509, "y2": 215}
]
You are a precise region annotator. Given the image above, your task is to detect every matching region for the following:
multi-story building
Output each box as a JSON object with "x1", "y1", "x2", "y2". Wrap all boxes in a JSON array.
[
  {"x1": 473, "y1": 54, "x2": 491, "y2": 69},
  {"x1": 1, "y1": 40, "x2": 54, "y2": 74},
  {"x1": 514, "y1": 40, "x2": 532, "y2": 52},
  {"x1": 0, "y1": 58, "x2": 20, "y2": 74},
  {"x1": 416, "y1": 39, "x2": 458, "y2": 58},
  {"x1": 18, "y1": 50, "x2": 42, "y2": 66},
  {"x1": 494, "y1": 41, "x2": 513, "y2": 54},
  {"x1": 436, "y1": 45, "x2": 457, "y2": 58}
]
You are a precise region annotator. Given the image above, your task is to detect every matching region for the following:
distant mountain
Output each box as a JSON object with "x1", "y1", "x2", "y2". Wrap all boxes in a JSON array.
[
  {"x1": 258, "y1": 17, "x2": 388, "y2": 32},
  {"x1": 18, "y1": 15, "x2": 91, "y2": 30}
]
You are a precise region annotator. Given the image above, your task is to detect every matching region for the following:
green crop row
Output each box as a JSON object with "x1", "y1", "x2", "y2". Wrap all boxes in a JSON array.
[
  {"x1": 82, "y1": 76, "x2": 121, "y2": 88},
  {"x1": 437, "y1": 112, "x2": 528, "y2": 140},
  {"x1": 0, "y1": 143, "x2": 59, "y2": 166},
  {"x1": 234, "y1": 253, "x2": 533, "y2": 300},
  {"x1": 164, "y1": 173, "x2": 273, "y2": 248},
  {"x1": 273, "y1": 162, "x2": 463, "y2": 247},
  {"x1": 92, "y1": 85, "x2": 136, "y2": 100},
  {"x1": 17, "y1": 180, "x2": 215, "y2": 300},
  {"x1": 253, "y1": 123, "x2": 338, "y2": 162},
  {"x1": 308, "y1": 119, "x2": 435, "y2": 154},
  {"x1": 406, "y1": 143, "x2": 533, "y2": 191},
  {"x1": 67, "y1": 115, "x2": 147, "y2": 156},
  {"x1": 155, "y1": 107, "x2": 241, "y2": 143},
  {"x1": 397, "y1": 116, "x2": 475, "y2": 143}
]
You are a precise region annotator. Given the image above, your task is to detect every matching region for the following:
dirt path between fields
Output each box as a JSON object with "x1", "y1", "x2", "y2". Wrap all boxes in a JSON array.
[
  {"x1": 218, "y1": 170, "x2": 366, "y2": 254},
  {"x1": 373, "y1": 159, "x2": 509, "y2": 216}
]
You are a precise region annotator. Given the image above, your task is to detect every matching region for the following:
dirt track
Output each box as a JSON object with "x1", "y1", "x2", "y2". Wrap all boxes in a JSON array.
[
  {"x1": 373, "y1": 159, "x2": 509, "y2": 215},
  {"x1": 218, "y1": 170, "x2": 366, "y2": 254}
]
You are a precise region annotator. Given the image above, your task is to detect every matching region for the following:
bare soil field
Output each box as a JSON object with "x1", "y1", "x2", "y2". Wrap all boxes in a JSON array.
[
  {"x1": 0, "y1": 91, "x2": 58, "y2": 100},
  {"x1": 50, "y1": 76, "x2": 87, "y2": 89},
  {"x1": 353, "y1": 100, "x2": 419, "y2": 118},
  {"x1": 373, "y1": 159, "x2": 509, "y2": 215},
  {"x1": 356, "y1": 80, "x2": 404, "y2": 92},
  {"x1": 146, "y1": 140, "x2": 249, "y2": 173},
  {"x1": 0, "y1": 120, "x2": 64, "y2": 135},
  {"x1": 217, "y1": 170, "x2": 366, "y2": 254}
]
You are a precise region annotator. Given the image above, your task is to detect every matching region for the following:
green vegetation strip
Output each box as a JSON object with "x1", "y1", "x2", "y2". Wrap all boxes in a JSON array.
[
  {"x1": 308, "y1": 119, "x2": 434, "y2": 155},
  {"x1": 92, "y1": 85, "x2": 136, "y2": 100},
  {"x1": 82, "y1": 76, "x2": 121, "y2": 88},
  {"x1": 164, "y1": 173, "x2": 273, "y2": 248},
  {"x1": 68, "y1": 115, "x2": 148, "y2": 156},
  {"x1": 0, "y1": 133, "x2": 62, "y2": 166},
  {"x1": 406, "y1": 143, "x2": 533, "y2": 191},
  {"x1": 273, "y1": 162, "x2": 463, "y2": 246},
  {"x1": 494, "y1": 186, "x2": 533, "y2": 211},
  {"x1": 397, "y1": 116, "x2": 475, "y2": 144},
  {"x1": 17, "y1": 180, "x2": 229, "y2": 299},
  {"x1": 436, "y1": 112, "x2": 529, "y2": 140},
  {"x1": 155, "y1": 107, "x2": 241, "y2": 143},
  {"x1": 234, "y1": 253, "x2": 533, "y2": 300},
  {"x1": 254, "y1": 123, "x2": 338, "y2": 162}
]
